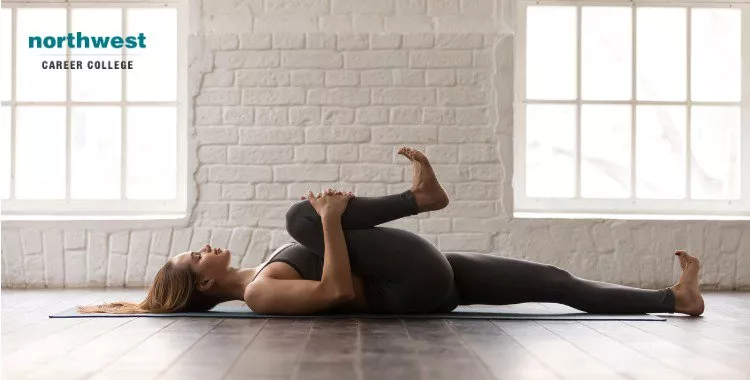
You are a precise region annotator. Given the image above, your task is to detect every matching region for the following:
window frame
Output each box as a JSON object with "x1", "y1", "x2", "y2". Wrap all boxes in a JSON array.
[
  {"x1": 514, "y1": 0, "x2": 750, "y2": 218},
  {"x1": 0, "y1": 0, "x2": 189, "y2": 219}
]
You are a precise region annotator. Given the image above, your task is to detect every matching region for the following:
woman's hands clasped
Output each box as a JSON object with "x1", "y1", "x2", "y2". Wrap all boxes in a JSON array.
[{"x1": 304, "y1": 189, "x2": 354, "y2": 218}]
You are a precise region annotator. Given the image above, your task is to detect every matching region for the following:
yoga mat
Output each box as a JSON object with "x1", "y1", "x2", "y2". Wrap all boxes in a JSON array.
[{"x1": 50, "y1": 304, "x2": 666, "y2": 321}]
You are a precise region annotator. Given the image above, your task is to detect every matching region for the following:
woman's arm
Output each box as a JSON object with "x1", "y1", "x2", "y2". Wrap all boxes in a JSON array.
[
  {"x1": 318, "y1": 214, "x2": 355, "y2": 299},
  {"x1": 244, "y1": 277, "x2": 352, "y2": 315}
]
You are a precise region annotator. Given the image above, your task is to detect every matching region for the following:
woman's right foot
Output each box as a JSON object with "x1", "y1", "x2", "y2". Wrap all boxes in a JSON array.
[
  {"x1": 398, "y1": 147, "x2": 449, "y2": 212},
  {"x1": 669, "y1": 250, "x2": 705, "y2": 316}
]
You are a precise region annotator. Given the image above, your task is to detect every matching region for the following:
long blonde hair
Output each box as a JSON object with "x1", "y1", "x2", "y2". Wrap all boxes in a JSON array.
[{"x1": 77, "y1": 260, "x2": 226, "y2": 314}]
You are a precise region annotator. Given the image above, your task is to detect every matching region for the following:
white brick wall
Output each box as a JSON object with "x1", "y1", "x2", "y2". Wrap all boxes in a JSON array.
[{"x1": 2, "y1": 0, "x2": 749, "y2": 291}]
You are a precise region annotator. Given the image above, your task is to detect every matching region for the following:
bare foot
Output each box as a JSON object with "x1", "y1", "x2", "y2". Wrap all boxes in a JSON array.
[
  {"x1": 398, "y1": 147, "x2": 449, "y2": 212},
  {"x1": 669, "y1": 250, "x2": 705, "y2": 316}
]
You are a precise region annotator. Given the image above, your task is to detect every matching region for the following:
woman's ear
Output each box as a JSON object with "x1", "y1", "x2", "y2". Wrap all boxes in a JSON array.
[{"x1": 197, "y1": 277, "x2": 214, "y2": 291}]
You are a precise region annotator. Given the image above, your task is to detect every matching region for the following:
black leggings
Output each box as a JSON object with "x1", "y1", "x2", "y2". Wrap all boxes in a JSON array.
[{"x1": 285, "y1": 191, "x2": 675, "y2": 314}]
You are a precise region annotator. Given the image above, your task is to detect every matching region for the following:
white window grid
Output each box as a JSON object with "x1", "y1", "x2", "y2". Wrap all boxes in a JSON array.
[
  {"x1": 514, "y1": 0, "x2": 750, "y2": 217},
  {"x1": 0, "y1": 0, "x2": 188, "y2": 217}
]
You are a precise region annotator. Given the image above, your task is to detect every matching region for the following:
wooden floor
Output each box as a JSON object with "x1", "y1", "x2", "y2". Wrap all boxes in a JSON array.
[{"x1": 1, "y1": 289, "x2": 749, "y2": 380}]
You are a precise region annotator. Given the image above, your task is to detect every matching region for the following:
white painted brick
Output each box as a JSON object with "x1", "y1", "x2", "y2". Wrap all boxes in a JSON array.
[
  {"x1": 453, "y1": 182, "x2": 501, "y2": 200},
  {"x1": 439, "y1": 233, "x2": 491, "y2": 251},
  {"x1": 256, "y1": 183, "x2": 287, "y2": 200},
  {"x1": 474, "y1": 49, "x2": 493, "y2": 66},
  {"x1": 222, "y1": 184, "x2": 255, "y2": 200},
  {"x1": 195, "y1": 88, "x2": 241, "y2": 105},
  {"x1": 420, "y1": 218, "x2": 451, "y2": 233},
  {"x1": 229, "y1": 202, "x2": 290, "y2": 225},
  {"x1": 439, "y1": 126, "x2": 495, "y2": 143},
  {"x1": 327, "y1": 145, "x2": 359, "y2": 162},
  {"x1": 150, "y1": 229, "x2": 172, "y2": 256},
  {"x1": 354, "y1": 183, "x2": 388, "y2": 196},
  {"x1": 228, "y1": 146, "x2": 294, "y2": 165},
  {"x1": 227, "y1": 227, "x2": 253, "y2": 260},
  {"x1": 459, "y1": 144, "x2": 498, "y2": 163},
  {"x1": 325, "y1": 71, "x2": 359, "y2": 87},
  {"x1": 189, "y1": 228, "x2": 213, "y2": 252},
  {"x1": 291, "y1": 70, "x2": 325, "y2": 86},
  {"x1": 145, "y1": 254, "x2": 168, "y2": 285},
  {"x1": 391, "y1": 107, "x2": 421, "y2": 124},
  {"x1": 125, "y1": 230, "x2": 150, "y2": 286},
  {"x1": 423, "y1": 107, "x2": 455, "y2": 124},
  {"x1": 87, "y1": 231, "x2": 108, "y2": 285},
  {"x1": 290, "y1": 106, "x2": 321, "y2": 126},
  {"x1": 254, "y1": 15, "x2": 318, "y2": 32},
  {"x1": 452, "y1": 217, "x2": 508, "y2": 233},
  {"x1": 109, "y1": 231, "x2": 129, "y2": 254},
  {"x1": 403, "y1": 33, "x2": 434, "y2": 48},
  {"x1": 295, "y1": 145, "x2": 326, "y2": 162},
  {"x1": 337, "y1": 33, "x2": 369, "y2": 50},
  {"x1": 356, "y1": 107, "x2": 390, "y2": 124},
  {"x1": 374, "y1": 88, "x2": 435, "y2": 106},
  {"x1": 242, "y1": 88, "x2": 305, "y2": 106},
  {"x1": 206, "y1": 15, "x2": 254, "y2": 34},
  {"x1": 341, "y1": 164, "x2": 403, "y2": 182},
  {"x1": 430, "y1": 164, "x2": 470, "y2": 182},
  {"x1": 288, "y1": 183, "x2": 324, "y2": 199},
  {"x1": 281, "y1": 51, "x2": 342, "y2": 69},
  {"x1": 345, "y1": 51, "x2": 408, "y2": 69},
  {"x1": 243, "y1": 229, "x2": 272, "y2": 266},
  {"x1": 205, "y1": 34, "x2": 239, "y2": 51},
  {"x1": 439, "y1": 87, "x2": 489, "y2": 106},
  {"x1": 437, "y1": 16, "x2": 495, "y2": 33},
  {"x1": 320, "y1": 15, "x2": 354, "y2": 32},
  {"x1": 397, "y1": 0, "x2": 427, "y2": 14},
  {"x1": 306, "y1": 126, "x2": 371, "y2": 143},
  {"x1": 214, "y1": 51, "x2": 279, "y2": 69},
  {"x1": 65, "y1": 250, "x2": 87, "y2": 287},
  {"x1": 20, "y1": 229, "x2": 42, "y2": 254},
  {"x1": 41, "y1": 230, "x2": 64, "y2": 286},
  {"x1": 308, "y1": 88, "x2": 371, "y2": 106},
  {"x1": 223, "y1": 107, "x2": 255, "y2": 125},
  {"x1": 198, "y1": 146, "x2": 227, "y2": 164},
  {"x1": 360, "y1": 145, "x2": 394, "y2": 163},
  {"x1": 272, "y1": 33, "x2": 305, "y2": 49},
  {"x1": 322, "y1": 107, "x2": 356, "y2": 124},
  {"x1": 372, "y1": 125, "x2": 438, "y2": 143},
  {"x1": 456, "y1": 68, "x2": 490, "y2": 85},
  {"x1": 106, "y1": 254, "x2": 127, "y2": 287},
  {"x1": 720, "y1": 228, "x2": 741, "y2": 253},
  {"x1": 385, "y1": 16, "x2": 434, "y2": 33},
  {"x1": 240, "y1": 33, "x2": 272, "y2": 49},
  {"x1": 210, "y1": 228, "x2": 232, "y2": 249},
  {"x1": 209, "y1": 165, "x2": 272, "y2": 183},
  {"x1": 196, "y1": 166, "x2": 210, "y2": 184},
  {"x1": 2, "y1": 231, "x2": 25, "y2": 286},
  {"x1": 456, "y1": 106, "x2": 490, "y2": 124},
  {"x1": 274, "y1": 165, "x2": 339, "y2": 181},
  {"x1": 170, "y1": 228, "x2": 193, "y2": 259},
  {"x1": 306, "y1": 33, "x2": 337, "y2": 50},
  {"x1": 255, "y1": 107, "x2": 289, "y2": 125},
  {"x1": 332, "y1": 0, "x2": 395, "y2": 14},
  {"x1": 370, "y1": 34, "x2": 402, "y2": 49},
  {"x1": 425, "y1": 145, "x2": 458, "y2": 163},
  {"x1": 462, "y1": 0, "x2": 494, "y2": 15},
  {"x1": 236, "y1": 70, "x2": 290, "y2": 87},
  {"x1": 425, "y1": 69, "x2": 455, "y2": 86},
  {"x1": 203, "y1": 71, "x2": 234, "y2": 87},
  {"x1": 411, "y1": 51, "x2": 472, "y2": 68},
  {"x1": 239, "y1": 127, "x2": 305, "y2": 145},
  {"x1": 24, "y1": 254, "x2": 44, "y2": 287},
  {"x1": 197, "y1": 126, "x2": 239, "y2": 145},
  {"x1": 64, "y1": 231, "x2": 86, "y2": 250},
  {"x1": 428, "y1": 0, "x2": 460, "y2": 15},
  {"x1": 196, "y1": 106, "x2": 222, "y2": 125},
  {"x1": 266, "y1": 0, "x2": 329, "y2": 14},
  {"x1": 393, "y1": 69, "x2": 425, "y2": 86},
  {"x1": 435, "y1": 33, "x2": 484, "y2": 49},
  {"x1": 353, "y1": 15, "x2": 385, "y2": 33},
  {"x1": 360, "y1": 70, "x2": 393, "y2": 86}
]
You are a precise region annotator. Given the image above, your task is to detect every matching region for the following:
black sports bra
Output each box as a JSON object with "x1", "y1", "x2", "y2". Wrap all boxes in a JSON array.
[{"x1": 250, "y1": 242, "x2": 323, "y2": 282}]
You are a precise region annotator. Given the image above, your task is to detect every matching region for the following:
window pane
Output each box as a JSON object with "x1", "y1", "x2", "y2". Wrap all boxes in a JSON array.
[
  {"x1": 16, "y1": 8, "x2": 66, "y2": 101},
  {"x1": 526, "y1": 104, "x2": 576, "y2": 198},
  {"x1": 636, "y1": 105, "x2": 686, "y2": 199},
  {"x1": 691, "y1": 9, "x2": 740, "y2": 102},
  {"x1": 0, "y1": 106, "x2": 9, "y2": 199},
  {"x1": 526, "y1": 6, "x2": 576, "y2": 100},
  {"x1": 691, "y1": 106, "x2": 740, "y2": 199},
  {"x1": 71, "y1": 107, "x2": 121, "y2": 199},
  {"x1": 71, "y1": 9, "x2": 122, "y2": 102},
  {"x1": 581, "y1": 7, "x2": 631, "y2": 100},
  {"x1": 126, "y1": 107, "x2": 176, "y2": 199},
  {"x1": 581, "y1": 105, "x2": 631, "y2": 198},
  {"x1": 636, "y1": 8, "x2": 686, "y2": 101},
  {"x1": 126, "y1": 8, "x2": 176, "y2": 101},
  {"x1": 1, "y1": 9, "x2": 11, "y2": 102},
  {"x1": 15, "y1": 106, "x2": 66, "y2": 199}
]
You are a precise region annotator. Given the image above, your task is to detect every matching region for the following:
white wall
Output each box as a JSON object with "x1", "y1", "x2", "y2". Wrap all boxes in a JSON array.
[{"x1": 2, "y1": 0, "x2": 748, "y2": 290}]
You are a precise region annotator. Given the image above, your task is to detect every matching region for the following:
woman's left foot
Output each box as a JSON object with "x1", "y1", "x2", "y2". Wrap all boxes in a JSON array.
[
  {"x1": 398, "y1": 147, "x2": 449, "y2": 212},
  {"x1": 669, "y1": 250, "x2": 705, "y2": 316}
]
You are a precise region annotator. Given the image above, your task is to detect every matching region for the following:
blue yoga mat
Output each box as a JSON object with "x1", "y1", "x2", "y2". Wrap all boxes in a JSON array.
[{"x1": 49, "y1": 304, "x2": 666, "y2": 321}]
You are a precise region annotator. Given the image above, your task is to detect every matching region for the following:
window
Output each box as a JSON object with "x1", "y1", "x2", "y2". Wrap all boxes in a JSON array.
[
  {"x1": 0, "y1": 1, "x2": 188, "y2": 218},
  {"x1": 515, "y1": 0, "x2": 750, "y2": 218}
]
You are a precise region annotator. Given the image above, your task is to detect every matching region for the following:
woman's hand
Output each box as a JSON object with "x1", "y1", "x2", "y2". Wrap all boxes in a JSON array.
[{"x1": 305, "y1": 188, "x2": 354, "y2": 218}]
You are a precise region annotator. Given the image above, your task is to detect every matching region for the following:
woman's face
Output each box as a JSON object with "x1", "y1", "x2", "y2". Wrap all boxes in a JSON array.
[{"x1": 171, "y1": 244, "x2": 232, "y2": 284}]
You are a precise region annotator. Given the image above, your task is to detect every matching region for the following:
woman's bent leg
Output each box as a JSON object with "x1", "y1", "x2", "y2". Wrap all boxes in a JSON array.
[{"x1": 444, "y1": 252, "x2": 675, "y2": 314}]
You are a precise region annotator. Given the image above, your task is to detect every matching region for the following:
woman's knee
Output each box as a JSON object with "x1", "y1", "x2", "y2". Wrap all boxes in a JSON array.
[{"x1": 285, "y1": 200, "x2": 319, "y2": 241}]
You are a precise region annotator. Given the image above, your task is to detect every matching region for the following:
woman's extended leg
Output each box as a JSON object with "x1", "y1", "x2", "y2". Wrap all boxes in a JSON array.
[{"x1": 440, "y1": 250, "x2": 704, "y2": 315}]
